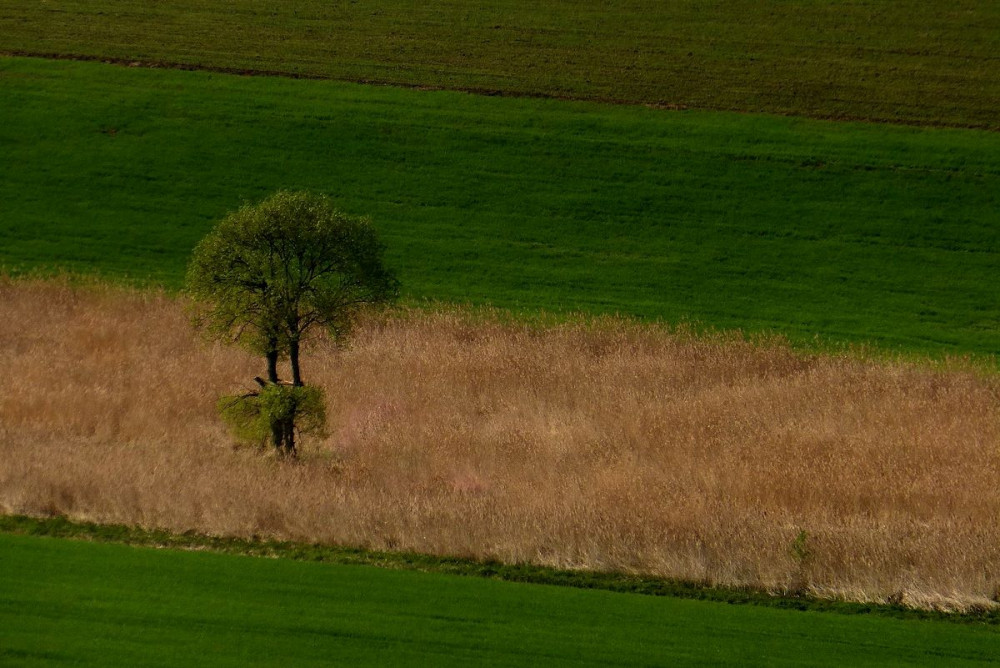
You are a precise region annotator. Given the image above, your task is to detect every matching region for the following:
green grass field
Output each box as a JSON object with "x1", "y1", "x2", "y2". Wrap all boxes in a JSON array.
[
  {"x1": 2, "y1": 56, "x2": 999, "y2": 355},
  {"x1": 3, "y1": 532, "x2": 999, "y2": 666},
  {"x1": 2, "y1": 0, "x2": 999, "y2": 129}
]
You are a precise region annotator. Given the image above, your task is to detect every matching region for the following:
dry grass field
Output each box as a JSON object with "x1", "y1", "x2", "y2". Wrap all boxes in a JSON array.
[{"x1": 2, "y1": 278, "x2": 999, "y2": 610}]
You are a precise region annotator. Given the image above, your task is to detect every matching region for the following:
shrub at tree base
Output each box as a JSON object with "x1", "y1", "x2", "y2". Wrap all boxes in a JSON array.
[{"x1": 218, "y1": 385, "x2": 327, "y2": 449}]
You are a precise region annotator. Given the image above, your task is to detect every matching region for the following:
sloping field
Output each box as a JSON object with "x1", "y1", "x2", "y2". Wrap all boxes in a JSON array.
[
  {"x1": 5, "y1": 533, "x2": 999, "y2": 666},
  {"x1": 2, "y1": 58, "x2": 999, "y2": 354},
  {"x1": 2, "y1": 0, "x2": 999, "y2": 128},
  {"x1": 2, "y1": 280, "x2": 999, "y2": 608}
]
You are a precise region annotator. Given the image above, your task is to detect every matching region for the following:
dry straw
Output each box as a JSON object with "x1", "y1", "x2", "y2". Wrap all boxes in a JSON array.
[{"x1": 2, "y1": 278, "x2": 998, "y2": 610}]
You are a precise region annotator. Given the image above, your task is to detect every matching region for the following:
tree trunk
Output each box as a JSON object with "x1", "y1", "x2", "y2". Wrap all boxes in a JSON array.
[
  {"x1": 265, "y1": 344, "x2": 284, "y2": 451},
  {"x1": 283, "y1": 418, "x2": 296, "y2": 456},
  {"x1": 266, "y1": 348, "x2": 280, "y2": 384},
  {"x1": 270, "y1": 419, "x2": 285, "y2": 452},
  {"x1": 286, "y1": 331, "x2": 301, "y2": 455},
  {"x1": 289, "y1": 337, "x2": 302, "y2": 387}
]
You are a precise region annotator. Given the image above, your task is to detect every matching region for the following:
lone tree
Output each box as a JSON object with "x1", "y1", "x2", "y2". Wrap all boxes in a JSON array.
[{"x1": 186, "y1": 190, "x2": 398, "y2": 455}]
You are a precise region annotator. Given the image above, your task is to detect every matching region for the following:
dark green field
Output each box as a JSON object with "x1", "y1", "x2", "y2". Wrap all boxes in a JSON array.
[
  {"x1": 2, "y1": 0, "x2": 999, "y2": 128},
  {"x1": 3, "y1": 532, "x2": 999, "y2": 666},
  {"x1": 2, "y1": 57, "x2": 999, "y2": 354}
]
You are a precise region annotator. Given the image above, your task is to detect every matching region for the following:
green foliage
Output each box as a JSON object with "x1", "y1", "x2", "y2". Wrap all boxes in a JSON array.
[
  {"x1": 4, "y1": 58, "x2": 1000, "y2": 356},
  {"x1": 790, "y1": 530, "x2": 813, "y2": 565},
  {"x1": 258, "y1": 384, "x2": 327, "y2": 439},
  {"x1": 217, "y1": 393, "x2": 268, "y2": 445},
  {"x1": 186, "y1": 190, "x2": 398, "y2": 357},
  {"x1": 218, "y1": 385, "x2": 327, "y2": 448}
]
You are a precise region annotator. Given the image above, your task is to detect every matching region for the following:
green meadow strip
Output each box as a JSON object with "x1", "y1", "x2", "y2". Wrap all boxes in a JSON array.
[
  {"x1": 2, "y1": 0, "x2": 1000, "y2": 128},
  {"x1": 2, "y1": 514, "x2": 998, "y2": 627},
  {"x1": 6, "y1": 530, "x2": 1000, "y2": 666},
  {"x1": 2, "y1": 58, "x2": 999, "y2": 356}
]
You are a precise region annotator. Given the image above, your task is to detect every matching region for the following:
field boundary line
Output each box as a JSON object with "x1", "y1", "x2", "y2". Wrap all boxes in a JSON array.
[
  {"x1": 2, "y1": 513, "x2": 998, "y2": 626},
  {"x1": 2, "y1": 51, "x2": 995, "y2": 132}
]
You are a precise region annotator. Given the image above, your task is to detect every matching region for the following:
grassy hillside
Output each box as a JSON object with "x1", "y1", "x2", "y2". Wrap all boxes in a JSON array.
[
  {"x1": 2, "y1": 1, "x2": 999, "y2": 128},
  {"x1": 3, "y1": 532, "x2": 999, "y2": 666},
  {"x1": 3, "y1": 58, "x2": 998, "y2": 354}
]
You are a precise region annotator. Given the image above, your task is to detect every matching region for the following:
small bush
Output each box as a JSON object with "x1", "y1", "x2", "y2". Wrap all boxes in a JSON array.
[
  {"x1": 217, "y1": 393, "x2": 268, "y2": 445},
  {"x1": 790, "y1": 530, "x2": 812, "y2": 565},
  {"x1": 218, "y1": 385, "x2": 327, "y2": 449}
]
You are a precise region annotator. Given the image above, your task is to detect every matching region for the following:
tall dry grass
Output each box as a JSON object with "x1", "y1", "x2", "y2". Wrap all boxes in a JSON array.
[{"x1": 2, "y1": 278, "x2": 999, "y2": 610}]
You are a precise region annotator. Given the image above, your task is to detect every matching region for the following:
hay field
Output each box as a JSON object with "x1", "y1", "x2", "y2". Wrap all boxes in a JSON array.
[{"x1": 2, "y1": 279, "x2": 999, "y2": 610}]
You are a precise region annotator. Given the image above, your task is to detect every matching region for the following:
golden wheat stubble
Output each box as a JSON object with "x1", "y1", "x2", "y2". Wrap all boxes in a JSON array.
[{"x1": 1, "y1": 278, "x2": 998, "y2": 610}]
